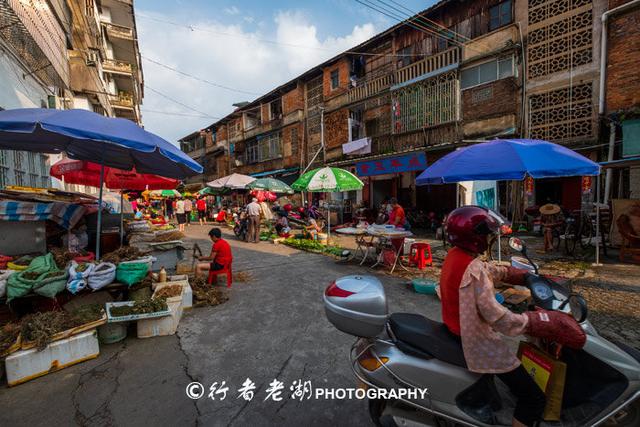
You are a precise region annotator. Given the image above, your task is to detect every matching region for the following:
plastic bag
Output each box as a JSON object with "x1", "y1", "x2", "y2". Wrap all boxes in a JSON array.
[
  {"x1": 0, "y1": 270, "x2": 13, "y2": 298},
  {"x1": 88, "y1": 262, "x2": 116, "y2": 290},
  {"x1": 116, "y1": 261, "x2": 149, "y2": 286},
  {"x1": 67, "y1": 261, "x2": 95, "y2": 294}
]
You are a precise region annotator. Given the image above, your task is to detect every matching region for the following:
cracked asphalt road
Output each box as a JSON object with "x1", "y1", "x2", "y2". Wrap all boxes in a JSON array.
[{"x1": 0, "y1": 226, "x2": 441, "y2": 426}]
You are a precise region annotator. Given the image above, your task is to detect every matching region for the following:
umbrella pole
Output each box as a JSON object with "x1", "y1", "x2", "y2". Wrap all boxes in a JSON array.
[
  {"x1": 96, "y1": 164, "x2": 105, "y2": 260},
  {"x1": 594, "y1": 175, "x2": 602, "y2": 266},
  {"x1": 120, "y1": 192, "x2": 124, "y2": 248}
]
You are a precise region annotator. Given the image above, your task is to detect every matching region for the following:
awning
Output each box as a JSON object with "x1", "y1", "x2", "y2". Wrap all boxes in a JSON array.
[
  {"x1": 250, "y1": 167, "x2": 299, "y2": 178},
  {"x1": 600, "y1": 157, "x2": 640, "y2": 169}
]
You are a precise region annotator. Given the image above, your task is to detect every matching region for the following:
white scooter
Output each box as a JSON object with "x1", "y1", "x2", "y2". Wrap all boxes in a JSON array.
[{"x1": 324, "y1": 237, "x2": 640, "y2": 426}]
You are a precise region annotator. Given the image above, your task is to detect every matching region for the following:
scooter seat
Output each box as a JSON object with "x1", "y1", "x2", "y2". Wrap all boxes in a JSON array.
[{"x1": 389, "y1": 313, "x2": 467, "y2": 368}]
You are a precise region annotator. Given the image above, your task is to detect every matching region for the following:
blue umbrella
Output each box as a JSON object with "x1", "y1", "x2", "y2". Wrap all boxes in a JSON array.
[
  {"x1": 0, "y1": 108, "x2": 202, "y2": 179},
  {"x1": 416, "y1": 139, "x2": 600, "y2": 185},
  {"x1": 0, "y1": 108, "x2": 203, "y2": 258}
]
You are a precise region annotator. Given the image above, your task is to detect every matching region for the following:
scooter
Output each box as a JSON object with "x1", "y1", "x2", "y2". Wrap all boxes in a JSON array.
[
  {"x1": 324, "y1": 237, "x2": 640, "y2": 427},
  {"x1": 233, "y1": 209, "x2": 248, "y2": 241}
]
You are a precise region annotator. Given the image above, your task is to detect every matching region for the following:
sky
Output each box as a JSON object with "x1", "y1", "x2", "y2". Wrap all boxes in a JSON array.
[{"x1": 135, "y1": 0, "x2": 437, "y2": 144}]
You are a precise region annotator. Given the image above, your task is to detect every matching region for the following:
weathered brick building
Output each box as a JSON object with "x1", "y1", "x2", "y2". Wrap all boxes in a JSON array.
[{"x1": 181, "y1": 0, "x2": 633, "y2": 218}]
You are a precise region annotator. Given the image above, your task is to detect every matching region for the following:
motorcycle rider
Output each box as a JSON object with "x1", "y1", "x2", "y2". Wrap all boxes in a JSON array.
[{"x1": 440, "y1": 206, "x2": 586, "y2": 427}]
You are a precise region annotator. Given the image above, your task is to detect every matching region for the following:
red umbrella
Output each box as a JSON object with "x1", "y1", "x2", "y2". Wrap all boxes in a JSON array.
[{"x1": 50, "y1": 158, "x2": 179, "y2": 190}]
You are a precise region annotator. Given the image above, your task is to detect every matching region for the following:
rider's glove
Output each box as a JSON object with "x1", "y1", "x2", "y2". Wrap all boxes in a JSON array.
[
  {"x1": 505, "y1": 266, "x2": 529, "y2": 286},
  {"x1": 525, "y1": 308, "x2": 586, "y2": 349}
]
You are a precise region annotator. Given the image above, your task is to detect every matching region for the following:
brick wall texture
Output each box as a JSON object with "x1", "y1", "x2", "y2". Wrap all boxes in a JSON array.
[{"x1": 606, "y1": 3, "x2": 640, "y2": 112}]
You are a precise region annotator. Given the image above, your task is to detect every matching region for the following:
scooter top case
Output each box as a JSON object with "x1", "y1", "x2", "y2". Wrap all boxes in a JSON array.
[{"x1": 324, "y1": 275, "x2": 388, "y2": 338}]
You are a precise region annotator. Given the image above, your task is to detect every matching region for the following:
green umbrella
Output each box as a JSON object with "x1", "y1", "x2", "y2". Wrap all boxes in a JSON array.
[
  {"x1": 198, "y1": 187, "x2": 229, "y2": 196},
  {"x1": 291, "y1": 167, "x2": 363, "y2": 192},
  {"x1": 149, "y1": 189, "x2": 181, "y2": 198},
  {"x1": 291, "y1": 167, "x2": 364, "y2": 239},
  {"x1": 246, "y1": 177, "x2": 294, "y2": 194}
]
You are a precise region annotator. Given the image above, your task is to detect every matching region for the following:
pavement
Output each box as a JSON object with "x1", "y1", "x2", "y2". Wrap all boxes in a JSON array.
[{"x1": 0, "y1": 224, "x2": 442, "y2": 426}]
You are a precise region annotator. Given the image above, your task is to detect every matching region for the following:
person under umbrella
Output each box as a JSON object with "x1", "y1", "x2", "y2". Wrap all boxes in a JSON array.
[
  {"x1": 539, "y1": 203, "x2": 563, "y2": 253},
  {"x1": 197, "y1": 196, "x2": 207, "y2": 226},
  {"x1": 246, "y1": 197, "x2": 262, "y2": 243}
]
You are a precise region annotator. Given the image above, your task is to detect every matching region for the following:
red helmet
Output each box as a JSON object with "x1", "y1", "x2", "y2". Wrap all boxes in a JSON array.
[{"x1": 446, "y1": 206, "x2": 502, "y2": 253}]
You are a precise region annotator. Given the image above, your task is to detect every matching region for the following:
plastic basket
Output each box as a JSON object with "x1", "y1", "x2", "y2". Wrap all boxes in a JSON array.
[
  {"x1": 412, "y1": 278, "x2": 438, "y2": 295},
  {"x1": 106, "y1": 301, "x2": 171, "y2": 323}
]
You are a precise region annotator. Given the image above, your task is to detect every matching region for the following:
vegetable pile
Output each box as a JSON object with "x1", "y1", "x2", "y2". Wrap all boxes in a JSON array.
[
  {"x1": 282, "y1": 238, "x2": 348, "y2": 257},
  {"x1": 191, "y1": 277, "x2": 229, "y2": 308},
  {"x1": 109, "y1": 298, "x2": 168, "y2": 317},
  {"x1": 153, "y1": 285, "x2": 182, "y2": 299},
  {"x1": 102, "y1": 247, "x2": 147, "y2": 264}
]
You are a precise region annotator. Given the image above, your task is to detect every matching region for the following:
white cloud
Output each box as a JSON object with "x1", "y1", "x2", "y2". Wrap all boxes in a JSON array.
[
  {"x1": 224, "y1": 6, "x2": 240, "y2": 15},
  {"x1": 136, "y1": 10, "x2": 378, "y2": 144}
]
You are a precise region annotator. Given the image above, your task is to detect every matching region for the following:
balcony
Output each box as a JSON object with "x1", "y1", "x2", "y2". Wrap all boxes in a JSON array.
[
  {"x1": 347, "y1": 74, "x2": 393, "y2": 104},
  {"x1": 110, "y1": 92, "x2": 134, "y2": 109},
  {"x1": 395, "y1": 47, "x2": 459, "y2": 87},
  {"x1": 102, "y1": 21, "x2": 134, "y2": 41},
  {"x1": 103, "y1": 58, "x2": 133, "y2": 76}
]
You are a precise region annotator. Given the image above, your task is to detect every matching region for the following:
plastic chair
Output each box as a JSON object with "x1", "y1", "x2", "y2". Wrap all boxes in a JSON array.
[
  {"x1": 207, "y1": 262, "x2": 233, "y2": 288},
  {"x1": 408, "y1": 243, "x2": 432, "y2": 270}
]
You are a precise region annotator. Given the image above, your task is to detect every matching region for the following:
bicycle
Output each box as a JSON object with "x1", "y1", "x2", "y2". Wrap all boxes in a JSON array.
[{"x1": 563, "y1": 210, "x2": 593, "y2": 256}]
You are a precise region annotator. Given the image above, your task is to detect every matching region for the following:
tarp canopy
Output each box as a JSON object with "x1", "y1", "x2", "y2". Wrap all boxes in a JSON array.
[
  {"x1": 50, "y1": 158, "x2": 179, "y2": 190},
  {"x1": 416, "y1": 139, "x2": 600, "y2": 185},
  {"x1": 0, "y1": 108, "x2": 202, "y2": 179}
]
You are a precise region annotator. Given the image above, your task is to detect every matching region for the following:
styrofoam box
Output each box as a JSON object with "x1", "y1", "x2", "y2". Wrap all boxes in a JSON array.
[
  {"x1": 5, "y1": 330, "x2": 99, "y2": 386},
  {"x1": 137, "y1": 300, "x2": 183, "y2": 338},
  {"x1": 152, "y1": 279, "x2": 192, "y2": 309}
]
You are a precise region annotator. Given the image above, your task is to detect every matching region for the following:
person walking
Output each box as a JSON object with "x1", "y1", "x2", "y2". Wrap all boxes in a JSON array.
[
  {"x1": 184, "y1": 197, "x2": 193, "y2": 226},
  {"x1": 197, "y1": 197, "x2": 207, "y2": 225},
  {"x1": 165, "y1": 197, "x2": 174, "y2": 220},
  {"x1": 175, "y1": 197, "x2": 186, "y2": 232},
  {"x1": 246, "y1": 197, "x2": 261, "y2": 243}
]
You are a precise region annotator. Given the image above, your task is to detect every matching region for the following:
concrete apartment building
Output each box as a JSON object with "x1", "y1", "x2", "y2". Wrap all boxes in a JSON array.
[
  {"x1": 0, "y1": 0, "x2": 144, "y2": 192},
  {"x1": 180, "y1": 0, "x2": 639, "y2": 218}
]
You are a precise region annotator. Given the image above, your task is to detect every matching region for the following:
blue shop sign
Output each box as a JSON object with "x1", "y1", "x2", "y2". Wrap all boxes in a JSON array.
[{"x1": 356, "y1": 152, "x2": 427, "y2": 177}]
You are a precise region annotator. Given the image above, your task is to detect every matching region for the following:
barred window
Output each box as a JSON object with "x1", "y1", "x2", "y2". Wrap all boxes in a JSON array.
[
  {"x1": 245, "y1": 132, "x2": 282, "y2": 164},
  {"x1": 291, "y1": 127, "x2": 299, "y2": 156},
  {"x1": 391, "y1": 71, "x2": 458, "y2": 134}
]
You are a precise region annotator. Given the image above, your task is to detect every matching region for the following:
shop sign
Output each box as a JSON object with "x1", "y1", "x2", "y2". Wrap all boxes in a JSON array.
[{"x1": 355, "y1": 152, "x2": 427, "y2": 177}]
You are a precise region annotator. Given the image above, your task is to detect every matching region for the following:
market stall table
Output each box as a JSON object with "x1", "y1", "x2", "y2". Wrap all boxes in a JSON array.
[
  {"x1": 335, "y1": 227, "x2": 375, "y2": 265},
  {"x1": 366, "y1": 226, "x2": 413, "y2": 273}
]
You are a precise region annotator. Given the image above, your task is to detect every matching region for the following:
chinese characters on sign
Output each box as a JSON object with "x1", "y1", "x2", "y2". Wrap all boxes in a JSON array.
[{"x1": 355, "y1": 152, "x2": 427, "y2": 177}]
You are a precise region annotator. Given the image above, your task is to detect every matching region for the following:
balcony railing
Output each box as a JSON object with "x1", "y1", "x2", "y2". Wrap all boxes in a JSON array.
[
  {"x1": 110, "y1": 92, "x2": 134, "y2": 109},
  {"x1": 395, "y1": 47, "x2": 459, "y2": 86},
  {"x1": 103, "y1": 58, "x2": 133, "y2": 75},
  {"x1": 347, "y1": 74, "x2": 393, "y2": 103},
  {"x1": 103, "y1": 22, "x2": 134, "y2": 41}
]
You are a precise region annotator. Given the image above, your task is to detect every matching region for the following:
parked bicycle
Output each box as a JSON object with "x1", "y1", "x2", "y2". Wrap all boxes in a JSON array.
[{"x1": 563, "y1": 209, "x2": 595, "y2": 256}]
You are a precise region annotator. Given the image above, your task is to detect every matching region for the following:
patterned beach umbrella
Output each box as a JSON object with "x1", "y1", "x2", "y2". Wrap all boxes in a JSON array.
[{"x1": 291, "y1": 167, "x2": 363, "y2": 192}]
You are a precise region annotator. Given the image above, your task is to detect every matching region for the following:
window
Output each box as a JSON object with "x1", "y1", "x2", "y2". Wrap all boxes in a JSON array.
[
  {"x1": 27, "y1": 152, "x2": 36, "y2": 173},
  {"x1": 489, "y1": 0, "x2": 512, "y2": 31},
  {"x1": 460, "y1": 57, "x2": 513, "y2": 89},
  {"x1": 14, "y1": 171, "x2": 24, "y2": 187},
  {"x1": 349, "y1": 109, "x2": 364, "y2": 141},
  {"x1": 41, "y1": 176, "x2": 50, "y2": 188},
  {"x1": 39, "y1": 155, "x2": 48, "y2": 177},
  {"x1": 330, "y1": 69, "x2": 339, "y2": 90},
  {"x1": 245, "y1": 132, "x2": 282, "y2": 164},
  {"x1": 396, "y1": 46, "x2": 413, "y2": 69},
  {"x1": 269, "y1": 99, "x2": 282, "y2": 121}
]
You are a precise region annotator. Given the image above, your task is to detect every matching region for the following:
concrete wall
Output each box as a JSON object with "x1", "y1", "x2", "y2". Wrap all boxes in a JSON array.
[{"x1": 0, "y1": 47, "x2": 52, "y2": 189}]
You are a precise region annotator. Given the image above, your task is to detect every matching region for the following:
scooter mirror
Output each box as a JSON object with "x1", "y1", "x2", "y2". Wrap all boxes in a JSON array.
[
  {"x1": 569, "y1": 294, "x2": 588, "y2": 323},
  {"x1": 509, "y1": 237, "x2": 525, "y2": 253}
]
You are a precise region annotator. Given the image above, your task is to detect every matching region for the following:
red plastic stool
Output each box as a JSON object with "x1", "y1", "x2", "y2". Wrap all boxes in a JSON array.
[
  {"x1": 409, "y1": 243, "x2": 432, "y2": 270},
  {"x1": 207, "y1": 262, "x2": 233, "y2": 288}
]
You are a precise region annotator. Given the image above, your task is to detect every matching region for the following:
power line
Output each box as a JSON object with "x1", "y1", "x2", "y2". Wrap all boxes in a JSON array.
[
  {"x1": 354, "y1": 0, "x2": 465, "y2": 50},
  {"x1": 135, "y1": 12, "x2": 426, "y2": 58},
  {"x1": 385, "y1": 0, "x2": 471, "y2": 41},
  {"x1": 144, "y1": 85, "x2": 216, "y2": 119},
  {"x1": 141, "y1": 109, "x2": 220, "y2": 119},
  {"x1": 142, "y1": 55, "x2": 260, "y2": 96}
]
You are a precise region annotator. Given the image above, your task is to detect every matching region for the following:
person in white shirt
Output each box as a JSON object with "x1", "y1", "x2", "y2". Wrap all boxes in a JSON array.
[
  {"x1": 176, "y1": 198, "x2": 186, "y2": 232},
  {"x1": 246, "y1": 197, "x2": 261, "y2": 243}
]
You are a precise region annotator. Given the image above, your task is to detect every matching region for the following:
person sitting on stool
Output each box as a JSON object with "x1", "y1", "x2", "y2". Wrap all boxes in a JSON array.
[{"x1": 195, "y1": 227, "x2": 233, "y2": 279}]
